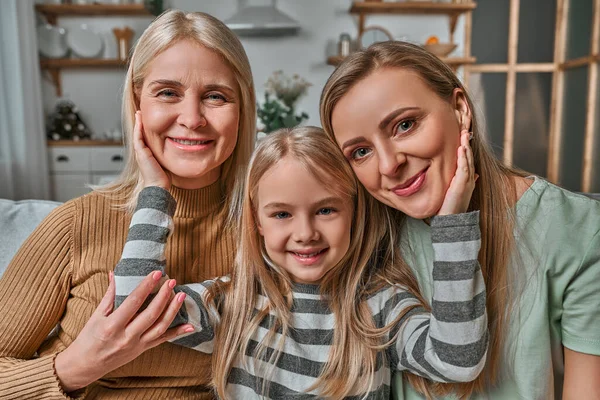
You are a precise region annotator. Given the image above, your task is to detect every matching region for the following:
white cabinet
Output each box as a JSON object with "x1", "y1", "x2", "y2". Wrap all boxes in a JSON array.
[{"x1": 48, "y1": 146, "x2": 125, "y2": 202}]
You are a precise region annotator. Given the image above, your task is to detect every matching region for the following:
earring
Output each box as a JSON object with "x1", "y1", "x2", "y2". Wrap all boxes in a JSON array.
[{"x1": 467, "y1": 131, "x2": 474, "y2": 141}]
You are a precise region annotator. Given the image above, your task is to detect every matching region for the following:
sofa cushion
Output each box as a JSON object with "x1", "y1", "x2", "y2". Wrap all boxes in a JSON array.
[{"x1": 0, "y1": 199, "x2": 62, "y2": 277}]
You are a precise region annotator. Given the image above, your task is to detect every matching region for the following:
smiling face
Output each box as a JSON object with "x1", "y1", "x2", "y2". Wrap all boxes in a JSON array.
[
  {"x1": 255, "y1": 156, "x2": 353, "y2": 284},
  {"x1": 331, "y1": 67, "x2": 469, "y2": 220},
  {"x1": 137, "y1": 40, "x2": 240, "y2": 189}
]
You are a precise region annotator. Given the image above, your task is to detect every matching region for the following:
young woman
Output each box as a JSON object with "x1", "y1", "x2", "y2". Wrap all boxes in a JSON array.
[
  {"x1": 320, "y1": 40, "x2": 600, "y2": 399},
  {"x1": 113, "y1": 126, "x2": 487, "y2": 398},
  {"x1": 0, "y1": 10, "x2": 255, "y2": 399}
]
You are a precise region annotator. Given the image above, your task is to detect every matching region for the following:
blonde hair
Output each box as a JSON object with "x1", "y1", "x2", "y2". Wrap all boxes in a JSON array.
[
  {"x1": 320, "y1": 41, "x2": 528, "y2": 398},
  {"x1": 211, "y1": 126, "x2": 427, "y2": 399},
  {"x1": 96, "y1": 10, "x2": 256, "y2": 217}
]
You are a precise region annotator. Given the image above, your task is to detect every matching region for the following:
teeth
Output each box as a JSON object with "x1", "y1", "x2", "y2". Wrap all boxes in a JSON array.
[
  {"x1": 171, "y1": 138, "x2": 210, "y2": 145},
  {"x1": 294, "y1": 250, "x2": 323, "y2": 258}
]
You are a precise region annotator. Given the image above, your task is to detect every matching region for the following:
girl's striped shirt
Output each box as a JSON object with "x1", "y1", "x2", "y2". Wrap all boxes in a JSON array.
[{"x1": 114, "y1": 186, "x2": 488, "y2": 399}]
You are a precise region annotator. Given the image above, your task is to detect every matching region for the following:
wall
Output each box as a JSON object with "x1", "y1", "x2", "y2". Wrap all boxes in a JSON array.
[{"x1": 40, "y1": 0, "x2": 466, "y2": 137}]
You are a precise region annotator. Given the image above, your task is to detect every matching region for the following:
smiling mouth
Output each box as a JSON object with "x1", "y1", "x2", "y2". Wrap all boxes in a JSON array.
[
  {"x1": 170, "y1": 138, "x2": 212, "y2": 145},
  {"x1": 292, "y1": 249, "x2": 327, "y2": 258},
  {"x1": 391, "y1": 167, "x2": 429, "y2": 197}
]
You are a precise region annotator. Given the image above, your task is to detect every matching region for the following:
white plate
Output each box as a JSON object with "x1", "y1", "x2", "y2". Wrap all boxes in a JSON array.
[
  {"x1": 37, "y1": 24, "x2": 69, "y2": 58},
  {"x1": 66, "y1": 24, "x2": 103, "y2": 58}
]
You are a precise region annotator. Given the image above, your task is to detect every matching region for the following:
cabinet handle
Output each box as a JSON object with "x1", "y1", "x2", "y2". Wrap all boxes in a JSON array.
[
  {"x1": 56, "y1": 155, "x2": 69, "y2": 162},
  {"x1": 111, "y1": 155, "x2": 124, "y2": 162}
]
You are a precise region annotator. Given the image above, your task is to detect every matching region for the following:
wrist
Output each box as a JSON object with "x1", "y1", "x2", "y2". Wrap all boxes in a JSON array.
[{"x1": 55, "y1": 348, "x2": 93, "y2": 393}]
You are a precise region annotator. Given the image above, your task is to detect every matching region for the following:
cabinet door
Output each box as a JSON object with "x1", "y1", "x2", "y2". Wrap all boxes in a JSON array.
[
  {"x1": 50, "y1": 174, "x2": 91, "y2": 203},
  {"x1": 48, "y1": 147, "x2": 89, "y2": 173},
  {"x1": 90, "y1": 147, "x2": 125, "y2": 173}
]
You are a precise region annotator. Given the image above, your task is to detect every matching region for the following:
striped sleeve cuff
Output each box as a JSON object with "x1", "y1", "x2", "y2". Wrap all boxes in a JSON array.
[{"x1": 136, "y1": 186, "x2": 177, "y2": 217}]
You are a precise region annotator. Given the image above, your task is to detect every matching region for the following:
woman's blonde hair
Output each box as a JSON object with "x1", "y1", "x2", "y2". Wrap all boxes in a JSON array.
[
  {"x1": 320, "y1": 41, "x2": 528, "y2": 398},
  {"x1": 211, "y1": 126, "x2": 427, "y2": 399},
  {"x1": 96, "y1": 10, "x2": 256, "y2": 216}
]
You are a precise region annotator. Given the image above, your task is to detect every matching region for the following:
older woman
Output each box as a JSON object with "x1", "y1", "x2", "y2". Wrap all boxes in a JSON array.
[
  {"x1": 0, "y1": 10, "x2": 255, "y2": 399},
  {"x1": 320, "y1": 41, "x2": 600, "y2": 399}
]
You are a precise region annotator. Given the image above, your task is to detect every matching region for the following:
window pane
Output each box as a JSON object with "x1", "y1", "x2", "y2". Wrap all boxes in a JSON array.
[
  {"x1": 518, "y1": 0, "x2": 556, "y2": 63},
  {"x1": 560, "y1": 66, "x2": 588, "y2": 191},
  {"x1": 513, "y1": 73, "x2": 552, "y2": 177},
  {"x1": 472, "y1": 0, "x2": 509, "y2": 64},
  {"x1": 566, "y1": 0, "x2": 594, "y2": 60},
  {"x1": 470, "y1": 73, "x2": 506, "y2": 160}
]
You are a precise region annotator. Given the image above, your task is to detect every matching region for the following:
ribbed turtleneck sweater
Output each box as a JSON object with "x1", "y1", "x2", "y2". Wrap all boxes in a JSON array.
[{"x1": 0, "y1": 182, "x2": 235, "y2": 399}]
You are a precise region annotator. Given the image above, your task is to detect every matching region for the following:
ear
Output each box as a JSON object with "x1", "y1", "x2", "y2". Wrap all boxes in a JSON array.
[{"x1": 452, "y1": 88, "x2": 472, "y2": 132}]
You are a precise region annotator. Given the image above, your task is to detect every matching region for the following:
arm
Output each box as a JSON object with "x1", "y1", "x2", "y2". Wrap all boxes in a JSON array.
[
  {"x1": 389, "y1": 211, "x2": 487, "y2": 383},
  {"x1": 114, "y1": 186, "x2": 222, "y2": 352},
  {"x1": 563, "y1": 348, "x2": 600, "y2": 399},
  {"x1": 0, "y1": 203, "x2": 78, "y2": 399}
]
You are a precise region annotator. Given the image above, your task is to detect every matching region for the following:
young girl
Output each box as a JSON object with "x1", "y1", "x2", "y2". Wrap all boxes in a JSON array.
[{"x1": 114, "y1": 125, "x2": 487, "y2": 399}]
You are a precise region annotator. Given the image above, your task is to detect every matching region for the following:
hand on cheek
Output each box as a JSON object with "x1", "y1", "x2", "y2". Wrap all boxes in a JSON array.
[
  {"x1": 436, "y1": 130, "x2": 477, "y2": 215},
  {"x1": 133, "y1": 111, "x2": 172, "y2": 190}
]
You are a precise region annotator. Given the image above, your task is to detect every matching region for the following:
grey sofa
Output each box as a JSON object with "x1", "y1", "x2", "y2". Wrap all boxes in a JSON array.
[{"x1": 0, "y1": 199, "x2": 61, "y2": 276}]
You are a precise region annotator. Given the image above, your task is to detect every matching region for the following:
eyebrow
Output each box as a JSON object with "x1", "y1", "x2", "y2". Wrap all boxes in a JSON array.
[
  {"x1": 147, "y1": 80, "x2": 236, "y2": 96},
  {"x1": 262, "y1": 196, "x2": 344, "y2": 210},
  {"x1": 340, "y1": 106, "x2": 420, "y2": 151}
]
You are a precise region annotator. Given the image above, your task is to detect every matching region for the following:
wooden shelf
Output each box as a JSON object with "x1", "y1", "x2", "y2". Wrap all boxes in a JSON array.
[
  {"x1": 47, "y1": 140, "x2": 123, "y2": 147},
  {"x1": 350, "y1": 2, "x2": 477, "y2": 15},
  {"x1": 327, "y1": 54, "x2": 476, "y2": 67},
  {"x1": 40, "y1": 58, "x2": 128, "y2": 69},
  {"x1": 40, "y1": 58, "x2": 128, "y2": 97},
  {"x1": 35, "y1": 4, "x2": 151, "y2": 24}
]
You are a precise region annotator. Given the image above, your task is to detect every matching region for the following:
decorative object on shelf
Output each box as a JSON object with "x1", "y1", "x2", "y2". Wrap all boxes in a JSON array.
[
  {"x1": 422, "y1": 34, "x2": 456, "y2": 57},
  {"x1": 112, "y1": 26, "x2": 134, "y2": 61},
  {"x1": 37, "y1": 24, "x2": 69, "y2": 58},
  {"x1": 358, "y1": 25, "x2": 393, "y2": 49},
  {"x1": 257, "y1": 71, "x2": 311, "y2": 134},
  {"x1": 66, "y1": 24, "x2": 104, "y2": 58},
  {"x1": 46, "y1": 100, "x2": 92, "y2": 141},
  {"x1": 143, "y1": 0, "x2": 163, "y2": 16},
  {"x1": 338, "y1": 33, "x2": 352, "y2": 57}
]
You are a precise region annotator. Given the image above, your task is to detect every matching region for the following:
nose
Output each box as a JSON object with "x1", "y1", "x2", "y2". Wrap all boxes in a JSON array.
[
  {"x1": 293, "y1": 216, "x2": 320, "y2": 243},
  {"x1": 177, "y1": 97, "x2": 207, "y2": 130},
  {"x1": 378, "y1": 144, "x2": 406, "y2": 177}
]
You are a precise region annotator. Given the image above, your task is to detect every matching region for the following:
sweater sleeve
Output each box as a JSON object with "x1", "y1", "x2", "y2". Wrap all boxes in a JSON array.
[
  {"x1": 0, "y1": 202, "x2": 83, "y2": 399},
  {"x1": 113, "y1": 186, "x2": 221, "y2": 354},
  {"x1": 385, "y1": 211, "x2": 487, "y2": 383}
]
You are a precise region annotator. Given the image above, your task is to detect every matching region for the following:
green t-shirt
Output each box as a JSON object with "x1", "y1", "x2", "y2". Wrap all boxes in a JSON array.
[{"x1": 392, "y1": 177, "x2": 600, "y2": 399}]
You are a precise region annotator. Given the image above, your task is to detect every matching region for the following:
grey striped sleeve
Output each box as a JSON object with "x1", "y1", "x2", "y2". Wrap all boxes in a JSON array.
[
  {"x1": 388, "y1": 211, "x2": 487, "y2": 383},
  {"x1": 112, "y1": 186, "x2": 220, "y2": 353}
]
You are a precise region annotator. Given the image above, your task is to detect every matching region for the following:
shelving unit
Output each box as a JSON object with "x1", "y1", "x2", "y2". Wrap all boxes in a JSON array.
[
  {"x1": 330, "y1": 1, "x2": 477, "y2": 70},
  {"x1": 47, "y1": 140, "x2": 123, "y2": 147},
  {"x1": 35, "y1": 3, "x2": 151, "y2": 96}
]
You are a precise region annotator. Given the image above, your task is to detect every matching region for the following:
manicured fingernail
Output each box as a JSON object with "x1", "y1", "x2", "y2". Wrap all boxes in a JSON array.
[
  {"x1": 177, "y1": 293, "x2": 186, "y2": 303},
  {"x1": 152, "y1": 271, "x2": 162, "y2": 281},
  {"x1": 184, "y1": 326, "x2": 194, "y2": 333},
  {"x1": 169, "y1": 279, "x2": 176, "y2": 289}
]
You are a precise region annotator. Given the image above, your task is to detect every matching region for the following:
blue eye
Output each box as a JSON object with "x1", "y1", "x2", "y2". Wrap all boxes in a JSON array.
[
  {"x1": 273, "y1": 211, "x2": 290, "y2": 219},
  {"x1": 207, "y1": 93, "x2": 227, "y2": 102},
  {"x1": 158, "y1": 89, "x2": 177, "y2": 98},
  {"x1": 396, "y1": 119, "x2": 415, "y2": 134},
  {"x1": 351, "y1": 147, "x2": 371, "y2": 160},
  {"x1": 317, "y1": 208, "x2": 335, "y2": 216}
]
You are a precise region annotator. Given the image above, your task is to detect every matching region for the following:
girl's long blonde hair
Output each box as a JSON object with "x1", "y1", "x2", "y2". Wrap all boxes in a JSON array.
[
  {"x1": 96, "y1": 10, "x2": 256, "y2": 217},
  {"x1": 320, "y1": 41, "x2": 528, "y2": 398},
  {"x1": 211, "y1": 126, "x2": 427, "y2": 399}
]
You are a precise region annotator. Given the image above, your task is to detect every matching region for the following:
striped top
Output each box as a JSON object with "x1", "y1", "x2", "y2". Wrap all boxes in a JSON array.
[{"x1": 114, "y1": 187, "x2": 488, "y2": 399}]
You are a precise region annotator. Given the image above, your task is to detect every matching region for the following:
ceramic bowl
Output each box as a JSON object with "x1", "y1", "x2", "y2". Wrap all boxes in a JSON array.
[
  {"x1": 66, "y1": 24, "x2": 103, "y2": 58},
  {"x1": 423, "y1": 43, "x2": 457, "y2": 57},
  {"x1": 37, "y1": 24, "x2": 69, "y2": 58}
]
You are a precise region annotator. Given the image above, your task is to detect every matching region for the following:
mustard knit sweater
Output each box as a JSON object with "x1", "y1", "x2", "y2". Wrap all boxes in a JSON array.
[{"x1": 0, "y1": 182, "x2": 235, "y2": 399}]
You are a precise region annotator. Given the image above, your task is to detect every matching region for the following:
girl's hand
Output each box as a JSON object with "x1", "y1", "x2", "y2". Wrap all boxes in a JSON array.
[
  {"x1": 437, "y1": 130, "x2": 478, "y2": 215},
  {"x1": 54, "y1": 272, "x2": 192, "y2": 393},
  {"x1": 133, "y1": 111, "x2": 171, "y2": 190}
]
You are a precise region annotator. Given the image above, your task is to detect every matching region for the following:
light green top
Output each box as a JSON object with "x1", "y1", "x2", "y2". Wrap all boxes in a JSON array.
[{"x1": 392, "y1": 177, "x2": 600, "y2": 400}]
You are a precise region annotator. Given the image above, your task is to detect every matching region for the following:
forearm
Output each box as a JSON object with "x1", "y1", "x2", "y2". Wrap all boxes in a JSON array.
[
  {"x1": 114, "y1": 186, "x2": 175, "y2": 309},
  {"x1": 395, "y1": 211, "x2": 487, "y2": 382}
]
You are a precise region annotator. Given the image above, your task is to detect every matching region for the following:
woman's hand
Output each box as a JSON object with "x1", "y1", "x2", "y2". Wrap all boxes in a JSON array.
[
  {"x1": 437, "y1": 130, "x2": 478, "y2": 215},
  {"x1": 134, "y1": 111, "x2": 172, "y2": 190},
  {"x1": 54, "y1": 271, "x2": 192, "y2": 393}
]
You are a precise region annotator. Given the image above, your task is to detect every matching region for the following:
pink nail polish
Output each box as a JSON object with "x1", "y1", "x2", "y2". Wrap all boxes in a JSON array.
[
  {"x1": 152, "y1": 271, "x2": 162, "y2": 281},
  {"x1": 184, "y1": 327, "x2": 194, "y2": 333},
  {"x1": 178, "y1": 293, "x2": 186, "y2": 303},
  {"x1": 169, "y1": 279, "x2": 176, "y2": 289}
]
